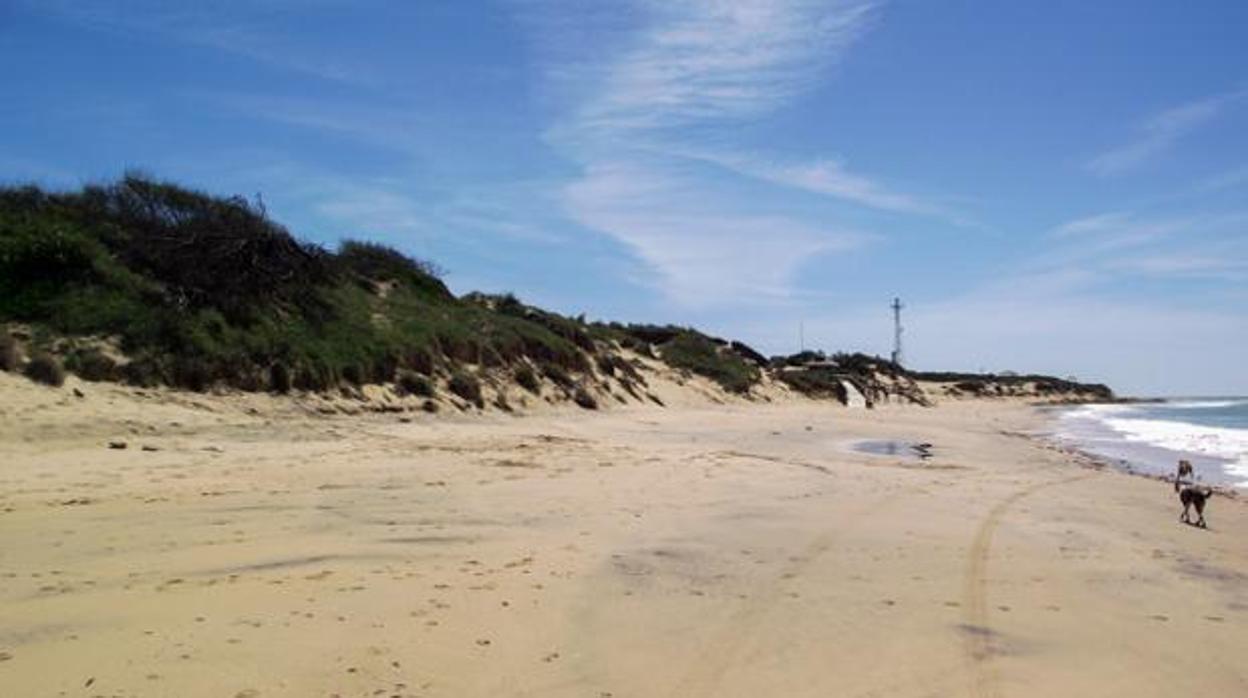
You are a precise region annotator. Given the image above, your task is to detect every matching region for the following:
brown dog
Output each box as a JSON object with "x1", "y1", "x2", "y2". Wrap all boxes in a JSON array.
[{"x1": 1174, "y1": 480, "x2": 1212, "y2": 528}]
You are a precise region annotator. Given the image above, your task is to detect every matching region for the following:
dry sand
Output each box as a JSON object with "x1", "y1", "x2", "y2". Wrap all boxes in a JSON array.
[{"x1": 1, "y1": 374, "x2": 1245, "y2": 697}]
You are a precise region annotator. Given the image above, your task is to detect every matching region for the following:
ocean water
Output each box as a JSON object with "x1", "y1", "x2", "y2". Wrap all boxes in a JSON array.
[{"x1": 1053, "y1": 398, "x2": 1248, "y2": 488}]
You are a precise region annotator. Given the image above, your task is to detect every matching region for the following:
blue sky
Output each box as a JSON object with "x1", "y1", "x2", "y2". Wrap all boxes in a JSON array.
[{"x1": 2, "y1": 1, "x2": 1246, "y2": 396}]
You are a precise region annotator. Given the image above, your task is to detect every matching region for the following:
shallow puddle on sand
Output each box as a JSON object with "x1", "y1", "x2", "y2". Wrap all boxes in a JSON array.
[{"x1": 851, "y1": 439, "x2": 932, "y2": 460}]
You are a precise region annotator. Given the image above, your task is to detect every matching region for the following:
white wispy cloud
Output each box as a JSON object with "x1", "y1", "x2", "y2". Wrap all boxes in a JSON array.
[
  {"x1": 187, "y1": 91, "x2": 426, "y2": 153},
  {"x1": 1048, "y1": 211, "x2": 1133, "y2": 237},
  {"x1": 563, "y1": 162, "x2": 868, "y2": 303},
  {"x1": 1086, "y1": 88, "x2": 1245, "y2": 176},
  {"x1": 533, "y1": 0, "x2": 891, "y2": 305},
  {"x1": 564, "y1": 0, "x2": 879, "y2": 135},
  {"x1": 212, "y1": 162, "x2": 440, "y2": 243},
  {"x1": 1040, "y1": 209, "x2": 1248, "y2": 283},
  {"x1": 675, "y1": 148, "x2": 950, "y2": 217},
  {"x1": 214, "y1": 159, "x2": 573, "y2": 259},
  {"x1": 312, "y1": 183, "x2": 430, "y2": 237},
  {"x1": 1192, "y1": 163, "x2": 1248, "y2": 194},
  {"x1": 31, "y1": 0, "x2": 379, "y2": 86},
  {"x1": 1107, "y1": 252, "x2": 1248, "y2": 279},
  {"x1": 1049, "y1": 210, "x2": 1248, "y2": 242},
  {"x1": 1045, "y1": 210, "x2": 1186, "y2": 257},
  {"x1": 439, "y1": 212, "x2": 564, "y2": 245}
]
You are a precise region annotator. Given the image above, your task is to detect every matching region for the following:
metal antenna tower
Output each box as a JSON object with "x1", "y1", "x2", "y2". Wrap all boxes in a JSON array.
[{"x1": 890, "y1": 297, "x2": 904, "y2": 366}]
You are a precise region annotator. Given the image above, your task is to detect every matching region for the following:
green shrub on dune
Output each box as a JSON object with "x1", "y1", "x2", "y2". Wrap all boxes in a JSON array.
[
  {"x1": 656, "y1": 331, "x2": 759, "y2": 394},
  {"x1": 0, "y1": 334, "x2": 18, "y2": 372},
  {"x1": 448, "y1": 372, "x2": 483, "y2": 408},
  {"x1": 0, "y1": 175, "x2": 820, "y2": 404},
  {"x1": 65, "y1": 348, "x2": 117, "y2": 382},
  {"x1": 541, "y1": 362, "x2": 574, "y2": 388},
  {"x1": 397, "y1": 370, "x2": 435, "y2": 398},
  {"x1": 338, "y1": 240, "x2": 450, "y2": 301},
  {"x1": 573, "y1": 386, "x2": 598, "y2": 410},
  {"x1": 0, "y1": 175, "x2": 603, "y2": 395},
  {"x1": 24, "y1": 352, "x2": 65, "y2": 387},
  {"x1": 269, "y1": 362, "x2": 292, "y2": 394},
  {"x1": 514, "y1": 365, "x2": 540, "y2": 394}
]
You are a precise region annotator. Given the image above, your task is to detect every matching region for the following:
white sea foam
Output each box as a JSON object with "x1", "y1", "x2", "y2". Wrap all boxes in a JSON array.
[
  {"x1": 1100, "y1": 416, "x2": 1248, "y2": 486},
  {"x1": 1226, "y1": 457, "x2": 1248, "y2": 484},
  {"x1": 1064, "y1": 403, "x2": 1135, "y2": 419},
  {"x1": 1056, "y1": 399, "x2": 1248, "y2": 488},
  {"x1": 1166, "y1": 399, "x2": 1248, "y2": 410}
]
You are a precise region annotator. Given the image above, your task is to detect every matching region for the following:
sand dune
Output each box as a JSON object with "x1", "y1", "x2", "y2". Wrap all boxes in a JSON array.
[{"x1": 1, "y1": 375, "x2": 1245, "y2": 697}]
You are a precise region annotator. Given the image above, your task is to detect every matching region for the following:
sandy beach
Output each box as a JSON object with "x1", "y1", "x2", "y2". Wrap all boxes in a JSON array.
[{"x1": 2, "y1": 374, "x2": 1245, "y2": 698}]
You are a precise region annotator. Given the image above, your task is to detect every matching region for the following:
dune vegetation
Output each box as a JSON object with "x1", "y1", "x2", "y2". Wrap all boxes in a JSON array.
[
  {"x1": 0, "y1": 175, "x2": 770, "y2": 401},
  {"x1": 0, "y1": 174, "x2": 1111, "y2": 406}
]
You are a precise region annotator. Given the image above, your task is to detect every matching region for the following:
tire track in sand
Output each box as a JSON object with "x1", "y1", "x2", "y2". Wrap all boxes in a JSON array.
[
  {"x1": 667, "y1": 483, "x2": 916, "y2": 698},
  {"x1": 962, "y1": 474, "x2": 1094, "y2": 698}
]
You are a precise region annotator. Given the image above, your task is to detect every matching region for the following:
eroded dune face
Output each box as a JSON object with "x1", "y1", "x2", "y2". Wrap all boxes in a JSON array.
[{"x1": 1, "y1": 377, "x2": 1245, "y2": 697}]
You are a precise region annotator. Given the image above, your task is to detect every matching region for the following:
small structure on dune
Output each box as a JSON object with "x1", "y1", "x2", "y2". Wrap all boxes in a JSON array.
[
  {"x1": 772, "y1": 355, "x2": 905, "y2": 407},
  {"x1": 840, "y1": 379, "x2": 867, "y2": 408}
]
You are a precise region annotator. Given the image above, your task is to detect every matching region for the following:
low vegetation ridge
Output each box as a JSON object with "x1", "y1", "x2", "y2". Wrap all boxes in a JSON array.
[{"x1": 0, "y1": 174, "x2": 1112, "y2": 409}]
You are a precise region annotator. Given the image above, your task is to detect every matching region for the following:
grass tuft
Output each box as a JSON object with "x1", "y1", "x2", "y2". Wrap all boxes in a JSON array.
[
  {"x1": 448, "y1": 372, "x2": 483, "y2": 408},
  {"x1": 66, "y1": 348, "x2": 116, "y2": 382},
  {"x1": 573, "y1": 386, "x2": 598, "y2": 410},
  {"x1": 24, "y1": 352, "x2": 65, "y2": 387},
  {"x1": 0, "y1": 334, "x2": 19, "y2": 372},
  {"x1": 514, "y1": 365, "x2": 540, "y2": 394},
  {"x1": 397, "y1": 370, "x2": 435, "y2": 398}
]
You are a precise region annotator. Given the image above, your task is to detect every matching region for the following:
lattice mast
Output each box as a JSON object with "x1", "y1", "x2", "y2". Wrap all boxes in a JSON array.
[{"x1": 890, "y1": 297, "x2": 904, "y2": 366}]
